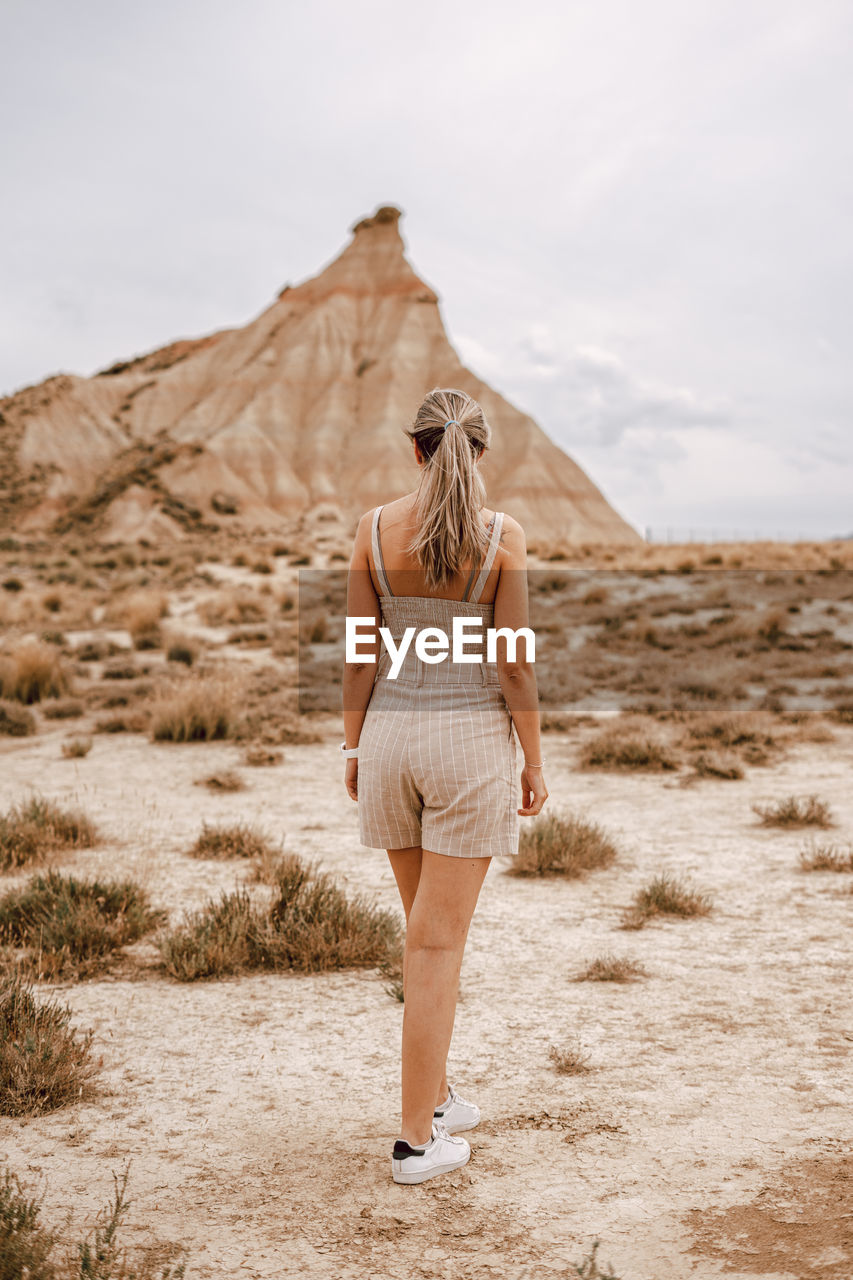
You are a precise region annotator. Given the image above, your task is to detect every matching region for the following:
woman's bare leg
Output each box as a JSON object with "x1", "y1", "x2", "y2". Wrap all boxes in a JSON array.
[
  {"x1": 389, "y1": 848, "x2": 491, "y2": 1146},
  {"x1": 388, "y1": 846, "x2": 447, "y2": 1104}
]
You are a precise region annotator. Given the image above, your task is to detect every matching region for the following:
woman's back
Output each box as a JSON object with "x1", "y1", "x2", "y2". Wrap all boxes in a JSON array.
[{"x1": 368, "y1": 494, "x2": 503, "y2": 607}]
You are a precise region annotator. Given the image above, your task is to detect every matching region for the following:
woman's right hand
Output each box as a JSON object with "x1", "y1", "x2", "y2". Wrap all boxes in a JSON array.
[{"x1": 518, "y1": 764, "x2": 548, "y2": 817}]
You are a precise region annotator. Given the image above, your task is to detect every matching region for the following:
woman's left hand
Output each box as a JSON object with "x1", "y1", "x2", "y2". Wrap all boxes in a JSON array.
[{"x1": 345, "y1": 759, "x2": 358, "y2": 802}]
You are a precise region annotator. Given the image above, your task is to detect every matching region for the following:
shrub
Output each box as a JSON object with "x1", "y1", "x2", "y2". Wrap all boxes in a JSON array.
[
  {"x1": 123, "y1": 590, "x2": 168, "y2": 648},
  {"x1": 682, "y1": 711, "x2": 779, "y2": 766},
  {"x1": 0, "y1": 640, "x2": 73, "y2": 704},
  {"x1": 0, "y1": 796, "x2": 97, "y2": 871},
  {"x1": 0, "y1": 975, "x2": 96, "y2": 1116},
  {"x1": 509, "y1": 812, "x2": 618, "y2": 878},
  {"x1": 573, "y1": 955, "x2": 648, "y2": 983},
  {"x1": 798, "y1": 840, "x2": 853, "y2": 872},
  {"x1": 40, "y1": 700, "x2": 84, "y2": 720},
  {"x1": 831, "y1": 700, "x2": 853, "y2": 725},
  {"x1": 159, "y1": 853, "x2": 401, "y2": 981},
  {"x1": 0, "y1": 700, "x2": 36, "y2": 737},
  {"x1": 166, "y1": 636, "x2": 198, "y2": 666},
  {"x1": 753, "y1": 795, "x2": 834, "y2": 829},
  {"x1": 0, "y1": 870, "x2": 164, "y2": 979},
  {"x1": 0, "y1": 1165, "x2": 187, "y2": 1280},
  {"x1": 621, "y1": 873, "x2": 712, "y2": 930},
  {"x1": 194, "y1": 770, "x2": 245, "y2": 792},
  {"x1": 61, "y1": 737, "x2": 92, "y2": 760},
  {"x1": 548, "y1": 1040, "x2": 591, "y2": 1075},
  {"x1": 690, "y1": 751, "x2": 744, "y2": 781},
  {"x1": 580, "y1": 727, "x2": 678, "y2": 772},
  {"x1": 150, "y1": 677, "x2": 239, "y2": 742},
  {"x1": 188, "y1": 822, "x2": 275, "y2": 860},
  {"x1": 244, "y1": 745, "x2": 283, "y2": 766}
]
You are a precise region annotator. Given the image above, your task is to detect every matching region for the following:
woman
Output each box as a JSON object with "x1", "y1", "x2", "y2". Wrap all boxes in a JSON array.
[{"x1": 342, "y1": 387, "x2": 547, "y2": 1185}]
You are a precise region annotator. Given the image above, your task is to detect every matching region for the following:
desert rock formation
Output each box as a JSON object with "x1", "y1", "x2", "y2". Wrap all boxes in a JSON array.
[{"x1": 0, "y1": 206, "x2": 639, "y2": 545}]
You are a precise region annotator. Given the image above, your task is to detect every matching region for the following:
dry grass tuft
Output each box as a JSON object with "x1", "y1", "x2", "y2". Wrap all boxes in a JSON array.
[
  {"x1": 0, "y1": 640, "x2": 73, "y2": 704},
  {"x1": 159, "y1": 852, "x2": 401, "y2": 981},
  {"x1": 753, "y1": 794, "x2": 835, "y2": 829},
  {"x1": 194, "y1": 770, "x2": 246, "y2": 792},
  {"x1": 166, "y1": 634, "x2": 199, "y2": 666},
  {"x1": 61, "y1": 736, "x2": 92, "y2": 760},
  {"x1": 1, "y1": 974, "x2": 96, "y2": 1115},
  {"x1": 244, "y1": 745, "x2": 283, "y2": 767},
  {"x1": 690, "y1": 751, "x2": 744, "y2": 780},
  {"x1": 621, "y1": 872, "x2": 712, "y2": 930},
  {"x1": 40, "y1": 699, "x2": 84, "y2": 720},
  {"x1": 573, "y1": 954, "x2": 648, "y2": 983},
  {"x1": 509, "y1": 812, "x2": 618, "y2": 878},
  {"x1": 682, "y1": 711, "x2": 779, "y2": 766},
  {"x1": 798, "y1": 840, "x2": 853, "y2": 872},
  {"x1": 548, "y1": 1040, "x2": 592, "y2": 1075},
  {"x1": 0, "y1": 795, "x2": 97, "y2": 871},
  {"x1": 188, "y1": 822, "x2": 276, "y2": 861},
  {"x1": 0, "y1": 1164, "x2": 187, "y2": 1279},
  {"x1": 0, "y1": 700, "x2": 36, "y2": 737},
  {"x1": 580, "y1": 725, "x2": 679, "y2": 772},
  {"x1": 150, "y1": 677, "x2": 240, "y2": 742},
  {"x1": 123, "y1": 590, "x2": 168, "y2": 648},
  {"x1": 0, "y1": 869, "x2": 164, "y2": 980},
  {"x1": 831, "y1": 700, "x2": 853, "y2": 725}
]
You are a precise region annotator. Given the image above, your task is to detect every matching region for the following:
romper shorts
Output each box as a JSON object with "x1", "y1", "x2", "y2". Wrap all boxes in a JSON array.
[{"x1": 357, "y1": 595, "x2": 520, "y2": 859}]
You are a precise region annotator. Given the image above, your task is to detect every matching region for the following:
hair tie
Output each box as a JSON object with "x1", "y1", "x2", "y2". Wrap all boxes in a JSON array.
[{"x1": 443, "y1": 419, "x2": 459, "y2": 430}]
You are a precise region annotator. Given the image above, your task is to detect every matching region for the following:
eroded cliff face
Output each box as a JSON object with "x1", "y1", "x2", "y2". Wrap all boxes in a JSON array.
[{"x1": 0, "y1": 205, "x2": 639, "y2": 544}]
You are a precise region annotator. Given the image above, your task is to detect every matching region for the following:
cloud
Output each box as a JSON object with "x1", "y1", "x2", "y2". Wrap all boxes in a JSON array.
[{"x1": 457, "y1": 331, "x2": 733, "y2": 448}]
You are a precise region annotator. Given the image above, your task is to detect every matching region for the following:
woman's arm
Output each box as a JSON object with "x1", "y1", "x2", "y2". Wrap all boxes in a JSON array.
[
  {"x1": 341, "y1": 512, "x2": 381, "y2": 800},
  {"x1": 493, "y1": 516, "x2": 548, "y2": 817}
]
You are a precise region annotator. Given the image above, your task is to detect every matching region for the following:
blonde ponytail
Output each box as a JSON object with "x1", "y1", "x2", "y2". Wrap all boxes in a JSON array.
[{"x1": 404, "y1": 388, "x2": 492, "y2": 591}]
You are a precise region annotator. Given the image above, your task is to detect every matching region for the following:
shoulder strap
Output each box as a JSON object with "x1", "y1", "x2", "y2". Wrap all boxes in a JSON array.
[
  {"x1": 461, "y1": 513, "x2": 495, "y2": 602},
  {"x1": 468, "y1": 512, "x2": 504, "y2": 604},
  {"x1": 371, "y1": 506, "x2": 393, "y2": 597}
]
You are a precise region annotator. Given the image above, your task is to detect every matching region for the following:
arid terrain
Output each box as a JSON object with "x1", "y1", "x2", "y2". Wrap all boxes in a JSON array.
[{"x1": 2, "y1": 531, "x2": 853, "y2": 1280}]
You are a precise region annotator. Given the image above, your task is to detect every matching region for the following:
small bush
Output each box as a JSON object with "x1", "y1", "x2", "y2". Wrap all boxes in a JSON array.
[
  {"x1": 0, "y1": 640, "x2": 73, "y2": 704},
  {"x1": 244, "y1": 745, "x2": 283, "y2": 767},
  {"x1": 123, "y1": 590, "x2": 168, "y2": 648},
  {"x1": 831, "y1": 700, "x2": 853, "y2": 725},
  {"x1": 573, "y1": 955, "x2": 648, "y2": 983},
  {"x1": 571, "y1": 1241, "x2": 621, "y2": 1280},
  {"x1": 0, "y1": 700, "x2": 36, "y2": 737},
  {"x1": 61, "y1": 737, "x2": 92, "y2": 760},
  {"x1": 188, "y1": 822, "x2": 275, "y2": 860},
  {"x1": 166, "y1": 636, "x2": 198, "y2": 666},
  {"x1": 102, "y1": 661, "x2": 139, "y2": 681},
  {"x1": 0, "y1": 1164, "x2": 187, "y2": 1279},
  {"x1": 159, "y1": 853, "x2": 401, "y2": 981},
  {"x1": 690, "y1": 751, "x2": 744, "y2": 781},
  {"x1": 94, "y1": 712, "x2": 149, "y2": 735},
  {"x1": 798, "y1": 840, "x2": 853, "y2": 872},
  {"x1": 621, "y1": 873, "x2": 712, "y2": 930},
  {"x1": 1, "y1": 975, "x2": 96, "y2": 1116},
  {"x1": 509, "y1": 812, "x2": 618, "y2": 878},
  {"x1": 150, "y1": 678, "x2": 239, "y2": 743},
  {"x1": 0, "y1": 796, "x2": 97, "y2": 871},
  {"x1": 0, "y1": 870, "x2": 164, "y2": 979},
  {"x1": 40, "y1": 700, "x2": 84, "y2": 720},
  {"x1": 548, "y1": 1040, "x2": 591, "y2": 1075},
  {"x1": 753, "y1": 795, "x2": 834, "y2": 829},
  {"x1": 580, "y1": 727, "x2": 678, "y2": 772},
  {"x1": 194, "y1": 770, "x2": 245, "y2": 792}
]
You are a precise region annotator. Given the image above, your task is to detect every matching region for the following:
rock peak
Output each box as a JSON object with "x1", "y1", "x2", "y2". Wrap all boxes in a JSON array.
[{"x1": 350, "y1": 205, "x2": 403, "y2": 235}]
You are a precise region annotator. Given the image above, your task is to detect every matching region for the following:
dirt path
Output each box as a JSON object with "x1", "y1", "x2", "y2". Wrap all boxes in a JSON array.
[{"x1": 2, "y1": 724, "x2": 852, "y2": 1278}]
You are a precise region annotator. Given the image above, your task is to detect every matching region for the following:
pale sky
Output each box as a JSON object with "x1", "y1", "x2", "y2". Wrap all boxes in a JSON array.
[{"x1": 2, "y1": 0, "x2": 852, "y2": 538}]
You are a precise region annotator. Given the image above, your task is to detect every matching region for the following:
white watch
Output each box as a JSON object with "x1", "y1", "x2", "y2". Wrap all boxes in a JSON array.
[{"x1": 340, "y1": 743, "x2": 359, "y2": 759}]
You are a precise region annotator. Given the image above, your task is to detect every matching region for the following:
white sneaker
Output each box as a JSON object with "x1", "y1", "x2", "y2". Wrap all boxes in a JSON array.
[
  {"x1": 391, "y1": 1120, "x2": 470, "y2": 1184},
  {"x1": 433, "y1": 1084, "x2": 480, "y2": 1134}
]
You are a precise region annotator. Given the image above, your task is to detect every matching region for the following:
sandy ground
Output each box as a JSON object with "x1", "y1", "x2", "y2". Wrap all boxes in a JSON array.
[{"x1": 2, "y1": 720, "x2": 852, "y2": 1279}]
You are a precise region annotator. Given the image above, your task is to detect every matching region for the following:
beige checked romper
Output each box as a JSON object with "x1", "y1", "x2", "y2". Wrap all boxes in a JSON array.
[{"x1": 357, "y1": 507, "x2": 520, "y2": 859}]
